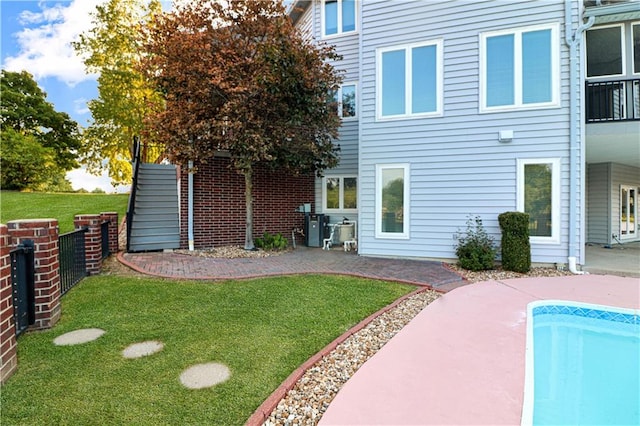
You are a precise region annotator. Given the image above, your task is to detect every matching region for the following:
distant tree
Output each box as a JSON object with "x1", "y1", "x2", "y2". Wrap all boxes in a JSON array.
[
  {"x1": 141, "y1": 0, "x2": 342, "y2": 249},
  {"x1": 73, "y1": 0, "x2": 165, "y2": 185},
  {"x1": 0, "y1": 70, "x2": 81, "y2": 190}
]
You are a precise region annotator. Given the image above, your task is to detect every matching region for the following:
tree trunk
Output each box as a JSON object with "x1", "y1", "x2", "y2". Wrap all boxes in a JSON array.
[{"x1": 244, "y1": 166, "x2": 255, "y2": 250}]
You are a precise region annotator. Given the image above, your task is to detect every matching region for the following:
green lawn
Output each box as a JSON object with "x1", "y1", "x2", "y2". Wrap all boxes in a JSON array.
[
  {"x1": 0, "y1": 191, "x2": 129, "y2": 234},
  {"x1": 0, "y1": 274, "x2": 414, "y2": 425}
]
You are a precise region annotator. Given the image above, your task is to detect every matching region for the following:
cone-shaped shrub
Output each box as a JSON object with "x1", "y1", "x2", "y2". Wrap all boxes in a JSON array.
[{"x1": 498, "y1": 211, "x2": 531, "y2": 273}]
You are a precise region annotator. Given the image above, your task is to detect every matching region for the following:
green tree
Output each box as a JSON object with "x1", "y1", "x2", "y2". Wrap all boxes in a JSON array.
[
  {"x1": 73, "y1": 0, "x2": 165, "y2": 185},
  {"x1": 0, "y1": 70, "x2": 80, "y2": 190},
  {"x1": 140, "y1": 0, "x2": 342, "y2": 249}
]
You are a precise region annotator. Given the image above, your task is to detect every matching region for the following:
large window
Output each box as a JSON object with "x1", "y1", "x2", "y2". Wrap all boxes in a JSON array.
[
  {"x1": 322, "y1": 0, "x2": 356, "y2": 38},
  {"x1": 376, "y1": 40, "x2": 443, "y2": 119},
  {"x1": 517, "y1": 158, "x2": 560, "y2": 244},
  {"x1": 376, "y1": 164, "x2": 410, "y2": 239},
  {"x1": 324, "y1": 176, "x2": 357, "y2": 212},
  {"x1": 334, "y1": 83, "x2": 357, "y2": 119},
  {"x1": 586, "y1": 24, "x2": 624, "y2": 77},
  {"x1": 480, "y1": 24, "x2": 559, "y2": 112},
  {"x1": 633, "y1": 22, "x2": 640, "y2": 75}
]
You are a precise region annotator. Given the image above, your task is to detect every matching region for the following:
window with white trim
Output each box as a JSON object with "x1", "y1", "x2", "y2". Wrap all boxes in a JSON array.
[
  {"x1": 376, "y1": 40, "x2": 443, "y2": 119},
  {"x1": 632, "y1": 22, "x2": 640, "y2": 75},
  {"x1": 333, "y1": 83, "x2": 357, "y2": 119},
  {"x1": 376, "y1": 164, "x2": 410, "y2": 239},
  {"x1": 323, "y1": 176, "x2": 357, "y2": 212},
  {"x1": 517, "y1": 158, "x2": 560, "y2": 244},
  {"x1": 480, "y1": 24, "x2": 559, "y2": 112},
  {"x1": 586, "y1": 24, "x2": 625, "y2": 78},
  {"x1": 322, "y1": 0, "x2": 356, "y2": 38}
]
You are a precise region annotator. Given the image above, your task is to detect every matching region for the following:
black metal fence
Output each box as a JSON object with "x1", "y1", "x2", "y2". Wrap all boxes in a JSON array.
[
  {"x1": 10, "y1": 241, "x2": 35, "y2": 337},
  {"x1": 101, "y1": 221, "x2": 110, "y2": 259},
  {"x1": 586, "y1": 78, "x2": 640, "y2": 122},
  {"x1": 59, "y1": 228, "x2": 87, "y2": 296}
]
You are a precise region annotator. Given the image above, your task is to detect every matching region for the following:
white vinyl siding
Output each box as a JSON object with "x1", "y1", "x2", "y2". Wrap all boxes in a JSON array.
[{"x1": 480, "y1": 23, "x2": 560, "y2": 112}]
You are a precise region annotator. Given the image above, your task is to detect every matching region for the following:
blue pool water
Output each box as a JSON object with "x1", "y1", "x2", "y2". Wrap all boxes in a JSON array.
[{"x1": 524, "y1": 302, "x2": 640, "y2": 425}]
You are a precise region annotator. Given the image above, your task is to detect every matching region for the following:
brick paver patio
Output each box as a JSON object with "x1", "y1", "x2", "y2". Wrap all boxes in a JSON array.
[{"x1": 119, "y1": 246, "x2": 467, "y2": 291}]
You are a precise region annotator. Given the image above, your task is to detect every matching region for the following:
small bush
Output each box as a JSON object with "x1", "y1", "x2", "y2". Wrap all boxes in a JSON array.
[
  {"x1": 498, "y1": 211, "x2": 531, "y2": 273},
  {"x1": 454, "y1": 215, "x2": 497, "y2": 271},
  {"x1": 255, "y1": 232, "x2": 288, "y2": 251}
]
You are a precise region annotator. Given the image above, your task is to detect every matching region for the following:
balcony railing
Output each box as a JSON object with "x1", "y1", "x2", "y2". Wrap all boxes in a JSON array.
[{"x1": 586, "y1": 79, "x2": 640, "y2": 123}]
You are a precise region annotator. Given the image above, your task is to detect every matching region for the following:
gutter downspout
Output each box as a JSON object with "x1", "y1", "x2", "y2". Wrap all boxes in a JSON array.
[
  {"x1": 188, "y1": 160, "x2": 195, "y2": 251},
  {"x1": 564, "y1": 0, "x2": 594, "y2": 274}
]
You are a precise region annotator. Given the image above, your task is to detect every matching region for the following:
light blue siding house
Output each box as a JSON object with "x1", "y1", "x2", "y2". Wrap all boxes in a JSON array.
[{"x1": 291, "y1": 0, "x2": 640, "y2": 269}]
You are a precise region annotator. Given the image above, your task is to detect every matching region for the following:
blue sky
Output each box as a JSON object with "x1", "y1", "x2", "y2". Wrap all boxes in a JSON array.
[{"x1": 1, "y1": 1, "x2": 160, "y2": 192}]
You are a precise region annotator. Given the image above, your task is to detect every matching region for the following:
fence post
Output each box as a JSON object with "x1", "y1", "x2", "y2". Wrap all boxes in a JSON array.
[
  {"x1": 6, "y1": 219, "x2": 61, "y2": 331},
  {"x1": 100, "y1": 212, "x2": 119, "y2": 254},
  {"x1": 0, "y1": 224, "x2": 18, "y2": 383},
  {"x1": 74, "y1": 215, "x2": 102, "y2": 275}
]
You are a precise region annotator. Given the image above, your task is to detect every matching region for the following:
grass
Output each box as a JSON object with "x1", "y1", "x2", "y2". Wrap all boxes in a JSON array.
[
  {"x1": 0, "y1": 191, "x2": 129, "y2": 234},
  {"x1": 0, "y1": 274, "x2": 414, "y2": 425}
]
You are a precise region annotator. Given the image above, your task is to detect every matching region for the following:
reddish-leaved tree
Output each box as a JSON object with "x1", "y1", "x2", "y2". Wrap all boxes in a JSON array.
[{"x1": 140, "y1": 0, "x2": 342, "y2": 249}]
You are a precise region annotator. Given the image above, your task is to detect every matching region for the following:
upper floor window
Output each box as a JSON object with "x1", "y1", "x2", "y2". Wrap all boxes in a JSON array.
[
  {"x1": 322, "y1": 0, "x2": 356, "y2": 38},
  {"x1": 586, "y1": 24, "x2": 624, "y2": 77},
  {"x1": 334, "y1": 83, "x2": 357, "y2": 119},
  {"x1": 323, "y1": 176, "x2": 357, "y2": 212},
  {"x1": 632, "y1": 22, "x2": 640, "y2": 74},
  {"x1": 480, "y1": 24, "x2": 559, "y2": 112},
  {"x1": 376, "y1": 40, "x2": 443, "y2": 120}
]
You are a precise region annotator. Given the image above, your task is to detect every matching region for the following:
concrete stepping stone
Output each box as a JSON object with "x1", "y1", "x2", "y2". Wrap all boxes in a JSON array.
[
  {"x1": 180, "y1": 362, "x2": 231, "y2": 389},
  {"x1": 53, "y1": 328, "x2": 105, "y2": 346},
  {"x1": 122, "y1": 340, "x2": 164, "y2": 359}
]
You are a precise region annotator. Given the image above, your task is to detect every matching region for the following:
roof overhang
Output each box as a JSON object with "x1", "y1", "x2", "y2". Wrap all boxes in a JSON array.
[{"x1": 583, "y1": 1, "x2": 640, "y2": 24}]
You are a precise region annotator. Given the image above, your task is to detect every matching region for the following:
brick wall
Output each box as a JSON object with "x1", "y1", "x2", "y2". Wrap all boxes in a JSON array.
[
  {"x1": 179, "y1": 158, "x2": 315, "y2": 248},
  {"x1": 0, "y1": 224, "x2": 17, "y2": 383}
]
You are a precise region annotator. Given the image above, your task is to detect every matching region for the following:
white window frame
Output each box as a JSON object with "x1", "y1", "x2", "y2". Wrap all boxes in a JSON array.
[
  {"x1": 480, "y1": 23, "x2": 560, "y2": 113},
  {"x1": 376, "y1": 163, "x2": 410, "y2": 239},
  {"x1": 336, "y1": 82, "x2": 357, "y2": 120},
  {"x1": 585, "y1": 23, "x2": 626, "y2": 79},
  {"x1": 322, "y1": 175, "x2": 357, "y2": 213},
  {"x1": 632, "y1": 22, "x2": 640, "y2": 76},
  {"x1": 321, "y1": 0, "x2": 357, "y2": 39},
  {"x1": 517, "y1": 158, "x2": 561, "y2": 245},
  {"x1": 376, "y1": 39, "x2": 443, "y2": 121}
]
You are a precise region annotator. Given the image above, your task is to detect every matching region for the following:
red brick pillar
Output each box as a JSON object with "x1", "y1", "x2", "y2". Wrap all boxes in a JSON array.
[
  {"x1": 6, "y1": 219, "x2": 61, "y2": 330},
  {"x1": 100, "y1": 212, "x2": 119, "y2": 254},
  {"x1": 74, "y1": 215, "x2": 102, "y2": 275},
  {"x1": 0, "y1": 224, "x2": 18, "y2": 383}
]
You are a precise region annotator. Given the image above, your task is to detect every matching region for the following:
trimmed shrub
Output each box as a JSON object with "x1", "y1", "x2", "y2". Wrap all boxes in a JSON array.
[
  {"x1": 255, "y1": 232, "x2": 288, "y2": 251},
  {"x1": 498, "y1": 211, "x2": 531, "y2": 273},
  {"x1": 454, "y1": 215, "x2": 497, "y2": 271}
]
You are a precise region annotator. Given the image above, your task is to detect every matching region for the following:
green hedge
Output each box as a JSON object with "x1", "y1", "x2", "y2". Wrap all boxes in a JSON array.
[{"x1": 498, "y1": 211, "x2": 531, "y2": 273}]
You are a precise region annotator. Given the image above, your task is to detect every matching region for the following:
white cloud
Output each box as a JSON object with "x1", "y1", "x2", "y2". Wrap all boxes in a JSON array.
[
  {"x1": 4, "y1": 0, "x2": 104, "y2": 86},
  {"x1": 66, "y1": 167, "x2": 130, "y2": 194}
]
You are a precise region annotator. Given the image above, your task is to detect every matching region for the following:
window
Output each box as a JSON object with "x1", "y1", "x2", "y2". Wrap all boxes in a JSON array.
[
  {"x1": 334, "y1": 83, "x2": 357, "y2": 118},
  {"x1": 376, "y1": 40, "x2": 442, "y2": 119},
  {"x1": 586, "y1": 25, "x2": 625, "y2": 77},
  {"x1": 322, "y1": 0, "x2": 356, "y2": 37},
  {"x1": 480, "y1": 24, "x2": 559, "y2": 111},
  {"x1": 323, "y1": 176, "x2": 357, "y2": 212},
  {"x1": 633, "y1": 23, "x2": 640, "y2": 75},
  {"x1": 517, "y1": 158, "x2": 560, "y2": 244},
  {"x1": 376, "y1": 164, "x2": 410, "y2": 239}
]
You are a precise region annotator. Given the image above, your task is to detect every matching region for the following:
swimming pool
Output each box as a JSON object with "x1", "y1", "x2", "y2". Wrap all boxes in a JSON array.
[{"x1": 521, "y1": 301, "x2": 640, "y2": 425}]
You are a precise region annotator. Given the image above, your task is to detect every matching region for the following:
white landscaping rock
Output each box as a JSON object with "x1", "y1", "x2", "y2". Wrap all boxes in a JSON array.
[{"x1": 122, "y1": 340, "x2": 164, "y2": 359}]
